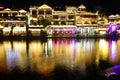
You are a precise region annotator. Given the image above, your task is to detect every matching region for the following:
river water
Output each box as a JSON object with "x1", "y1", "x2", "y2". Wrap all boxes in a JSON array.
[{"x1": 0, "y1": 38, "x2": 120, "y2": 80}]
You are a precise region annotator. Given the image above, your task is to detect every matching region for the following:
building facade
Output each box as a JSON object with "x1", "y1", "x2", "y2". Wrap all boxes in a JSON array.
[
  {"x1": 1, "y1": 4, "x2": 117, "y2": 37},
  {"x1": 75, "y1": 4, "x2": 98, "y2": 36},
  {"x1": 29, "y1": 4, "x2": 99, "y2": 37},
  {"x1": 0, "y1": 8, "x2": 27, "y2": 36}
]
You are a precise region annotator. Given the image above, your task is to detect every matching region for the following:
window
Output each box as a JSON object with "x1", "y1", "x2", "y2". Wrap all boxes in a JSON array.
[
  {"x1": 68, "y1": 15, "x2": 74, "y2": 19},
  {"x1": 0, "y1": 13, "x2": 2, "y2": 17},
  {"x1": 20, "y1": 24, "x2": 24, "y2": 27},
  {"x1": 54, "y1": 21, "x2": 59, "y2": 25},
  {"x1": 12, "y1": 13, "x2": 18, "y2": 17},
  {"x1": 46, "y1": 10, "x2": 52, "y2": 15},
  {"x1": 3, "y1": 13, "x2": 8, "y2": 18},
  {"x1": 67, "y1": 21, "x2": 74, "y2": 25},
  {"x1": 38, "y1": 10, "x2": 44, "y2": 15},
  {"x1": 60, "y1": 15, "x2": 66, "y2": 20},
  {"x1": 21, "y1": 13, "x2": 26, "y2": 16},
  {"x1": 53, "y1": 15, "x2": 59, "y2": 19},
  {"x1": 61, "y1": 21, "x2": 66, "y2": 25},
  {"x1": 84, "y1": 28, "x2": 88, "y2": 33},
  {"x1": 32, "y1": 10, "x2": 37, "y2": 15},
  {"x1": 91, "y1": 22, "x2": 97, "y2": 24},
  {"x1": 5, "y1": 24, "x2": 8, "y2": 27}
]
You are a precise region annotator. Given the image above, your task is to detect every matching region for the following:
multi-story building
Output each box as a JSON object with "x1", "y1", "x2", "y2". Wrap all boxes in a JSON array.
[
  {"x1": 29, "y1": 4, "x2": 53, "y2": 36},
  {"x1": 108, "y1": 14, "x2": 120, "y2": 34},
  {"x1": 0, "y1": 8, "x2": 27, "y2": 36},
  {"x1": 29, "y1": 4, "x2": 99, "y2": 37},
  {"x1": 75, "y1": 4, "x2": 98, "y2": 36},
  {"x1": 96, "y1": 15, "x2": 108, "y2": 35},
  {"x1": 50, "y1": 6, "x2": 76, "y2": 36},
  {"x1": 2, "y1": 3, "x2": 120, "y2": 37},
  {"x1": 29, "y1": 4, "x2": 76, "y2": 36}
]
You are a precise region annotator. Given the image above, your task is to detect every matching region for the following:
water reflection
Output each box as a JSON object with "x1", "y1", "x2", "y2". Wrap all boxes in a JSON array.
[
  {"x1": 0, "y1": 39, "x2": 120, "y2": 75},
  {"x1": 99, "y1": 39, "x2": 109, "y2": 60},
  {"x1": 109, "y1": 40, "x2": 117, "y2": 61},
  {"x1": 6, "y1": 49, "x2": 20, "y2": 70}
]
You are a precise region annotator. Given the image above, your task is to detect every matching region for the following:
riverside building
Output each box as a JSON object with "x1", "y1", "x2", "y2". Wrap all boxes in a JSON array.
[
  {"x1": 0, "y1": 4, "x2": 113, "y2": 37},
  {"x1": 108, "y1": 14, "x2": 120, "y2": 34},
  {"x1": 0, "y1": 7, "x2": 27, "y2": 36},
  {"x1": 29, "y1": 4, "x2": 99, "y2": 37}
]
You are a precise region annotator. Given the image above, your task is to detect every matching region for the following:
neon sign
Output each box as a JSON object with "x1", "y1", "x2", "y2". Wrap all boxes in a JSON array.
[{"x1": 108, "y1": 23, "x2": 117, "y2": 34}]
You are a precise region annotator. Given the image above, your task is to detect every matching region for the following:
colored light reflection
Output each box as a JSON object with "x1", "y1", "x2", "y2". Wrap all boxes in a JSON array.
[
  {"x1": 110, "y1": 40, "x2": 117, "y2": 61},
  {"x1": 99, "y1": 39, "x2": 109, "y2": 59},
  {"x1": 6, "y1": 49, "x2": 20, "y2": 70},
  {"x1": 0, "y1": 39, "x2": 120, "y2": 75},
  {"x1": 0, "y1": 43, "x2": 6, "y2": 73},
  {"x1": 70, "y1": 40, "x2": 76, "y2": 55},
  {"x1": 48, "y1": 39, "x2": 53, "y2": 56}
]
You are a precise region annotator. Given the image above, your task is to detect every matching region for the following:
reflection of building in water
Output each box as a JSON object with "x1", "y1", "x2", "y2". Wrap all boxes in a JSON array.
[
  {"x1": 116, "y1": 40, "x2": 120, "y2": 62},
  {"x1": 109, "y1": 40, "x2": 117, "y2": 61},
  {"x1": 1, "y1": 39, "x2": 120, "y2": 74},
  {"x1": 0, "y1": 42, "x2": 6, "y2": 73},
  {"x1": 3, "y1": 41, "x2": 12, "y2": 50},
  {"x1": 99, "y1": 39, "x2": 109, "y2": 60},
  {"x1": 12, "y1": 41, "x2": 27, "y2": 70},
  {"x1": 6, "y1": 49, "x2": 20, "y2": 70},
  {"x1": 36, "y1": 57, "x2": 55, "y2": 74},
  {"x1": 28, "y1": 40, "x2": 55, "y2": 74},
  {"x1": 2, "y1": 41, "x2": 27, "y2": 71},
  {"x1": 82, "y1": 39, "x2": 95, "y2": 53},
  {"x1": 75, "y1": 39, "x2": 96, "y2": 70},
  {"x1": 29, "y1": 41, "x2": 44, "y2": 57},
  {"x1": 51, "y1": 39, "x2": 96, "y2": 70}
]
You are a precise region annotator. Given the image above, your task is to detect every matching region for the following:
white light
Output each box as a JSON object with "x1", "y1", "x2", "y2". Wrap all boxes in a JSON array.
[
  {"x1": 3, "y1": 28, "x2": 11, "y2": 32},
  {"x1": 0, "y1": 26, "x2": 3, "y2": 28},
  {"x1": 100, "y1": 31, "x2": 106, "y2": 34}
]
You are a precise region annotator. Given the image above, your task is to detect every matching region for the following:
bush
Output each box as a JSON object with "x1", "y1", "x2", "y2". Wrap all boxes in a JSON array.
[{"x1": 40, "y1": 30, "x2": 48, "y2": 37}]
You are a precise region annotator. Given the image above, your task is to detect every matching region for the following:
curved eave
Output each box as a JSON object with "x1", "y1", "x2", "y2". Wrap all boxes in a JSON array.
[
  {"x1": 19, "y1": 9, "x2": 27, "y2": 13},
  {"x1": 38, "y1": 4, "x2": 52, "y2": 10}
]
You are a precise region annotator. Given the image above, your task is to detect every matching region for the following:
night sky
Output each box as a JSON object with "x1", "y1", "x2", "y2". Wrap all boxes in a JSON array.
[{"x1": 0, "y1": 0, "x2": 120, "y2": 15}]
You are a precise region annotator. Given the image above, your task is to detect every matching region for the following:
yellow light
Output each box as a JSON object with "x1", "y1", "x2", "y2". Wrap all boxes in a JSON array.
[
  {"x1": 99, "y1": 39, "x2": 109, "y2": 59},
  {"x1": 3, "y1": 28, "x2": 11, "y2": 32},
  {"x1": 0, "y1": 25, "x2": 3, "y2": 28},
  {"x1": 100, "y1": 31, "x2": 106, "y2": 35},
  {"x1": 3, "y1": 41, "x2": 12, "y2": 50}
]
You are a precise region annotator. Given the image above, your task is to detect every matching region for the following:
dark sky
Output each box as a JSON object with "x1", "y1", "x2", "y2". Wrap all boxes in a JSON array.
[{"x1": 0, "y1": 0, "x2": 120, "y2": 14}]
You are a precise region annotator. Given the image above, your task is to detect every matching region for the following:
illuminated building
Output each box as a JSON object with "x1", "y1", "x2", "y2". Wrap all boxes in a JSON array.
[
  {"x1": 97, "y1": 16, "x2": 108, "y2": 35},
  {"x1": 0, "y1": 8, "x2": 27, "y2": 36},
  {"x1": 29, "y1": 4, "x2": 52, "y2": 36},
  {"x1": 75, "y1": 4, "x2": 98, "y2": 36},
  {"x1": 107, "y1": 15, "x2": 120, "y2": 35},
  {"x1": 109, "y1": 14, "x2": 120, "y2": 27},
  {"x1": 50, "y1": 6, "x2": 76, "y2": 36},
  {"x1": 0, "y1": 4, "x2": 115, "y2": 37},
  {"x1": 29, "y1": 4, "x2": 99, "y2": 36}
]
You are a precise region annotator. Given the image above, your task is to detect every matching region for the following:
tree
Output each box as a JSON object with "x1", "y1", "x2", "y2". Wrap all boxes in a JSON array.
[
  {"x1": 38, "y1": 20, "x2": 42, "y2": 25},
  {"x1": 39, "y1": 19, "x2": 51, "y2": 37},
  {"x1": 30, "y1": 19, "x2": 37, "y2": 25},
  {"x1": 41, "y1": 19, "x2": 51, "y2": 28},
  {"x1": 40, "y1": 30, "x2": 47, "y2": 37}
]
